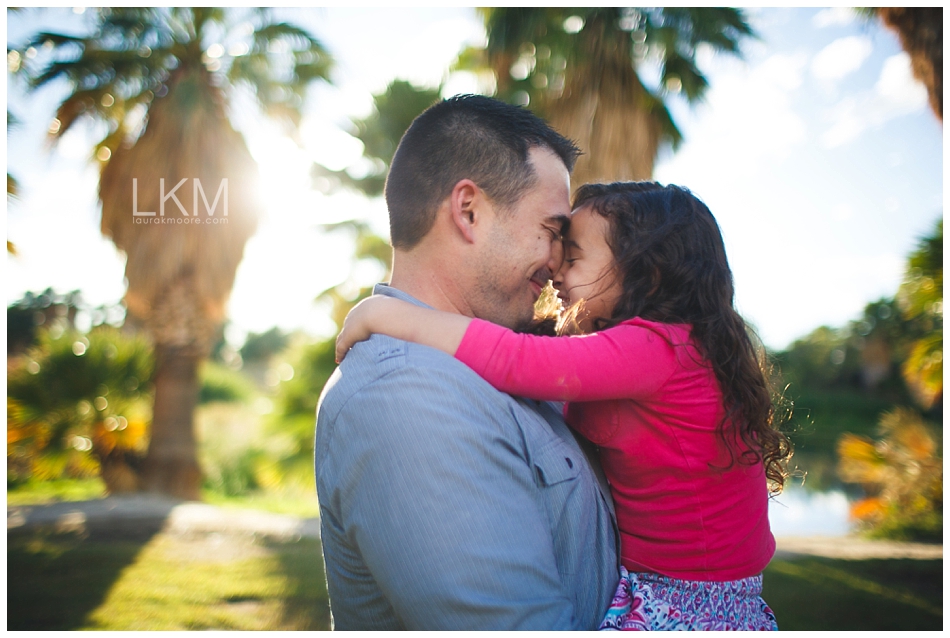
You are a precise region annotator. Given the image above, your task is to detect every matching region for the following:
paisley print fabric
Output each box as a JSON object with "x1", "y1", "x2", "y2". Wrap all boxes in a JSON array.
[{"x1": 599, "y1": 567, "x2": 778, "y2": 631}]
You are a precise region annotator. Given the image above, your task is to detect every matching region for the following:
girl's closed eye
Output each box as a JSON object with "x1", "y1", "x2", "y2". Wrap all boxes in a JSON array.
[{"x1": 552, "y1": 206, "x2": 622, "y2": 331}]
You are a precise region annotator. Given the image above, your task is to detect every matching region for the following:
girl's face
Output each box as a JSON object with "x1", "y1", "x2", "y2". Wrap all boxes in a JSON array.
[{"x1": 552, "y1": 206, "x2": 623, "y2": 332}]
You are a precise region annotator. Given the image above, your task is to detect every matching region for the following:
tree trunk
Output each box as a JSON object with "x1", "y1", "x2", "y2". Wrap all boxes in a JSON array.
[
  {"x1": 140, "y1": 344, "x2": 202, "y2": 500},
  {"x1": 544, "y1": 13, "x2": 662, "y2": 186},
  {"x1": 550, "y1": 73, "x2": 661, "y2": 186}
]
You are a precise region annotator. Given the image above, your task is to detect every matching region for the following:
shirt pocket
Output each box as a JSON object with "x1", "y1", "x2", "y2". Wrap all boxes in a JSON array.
[
  {"x1": 530, "y1": 439, "x2": 584, "y2": 580},
  {"x1": 532, "y1": 440, "x2": 581, "y2": 487}
]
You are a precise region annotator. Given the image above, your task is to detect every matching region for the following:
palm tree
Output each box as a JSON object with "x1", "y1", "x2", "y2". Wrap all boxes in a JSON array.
[
  {"x1": 21, "y1": 8, "x2": 333, "y2": 498},
  {"x1": 457, "y1": 8, "x2": 754, "y2": 183}
]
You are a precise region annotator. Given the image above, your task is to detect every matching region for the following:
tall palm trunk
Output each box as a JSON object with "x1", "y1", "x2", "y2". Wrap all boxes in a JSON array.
[
  {"x1": 544, "y1": 14, "x2": 662, "y2": 185},
  {"x1": 99, "y1": 65, "x2": 261, "y2": 499},
  {"x1": 141, "y1": 344, "x2": 202, "y2": 498}
]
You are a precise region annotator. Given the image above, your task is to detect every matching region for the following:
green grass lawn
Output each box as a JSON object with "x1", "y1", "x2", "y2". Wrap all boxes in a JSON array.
[
  {"x1": 764, "y1": 556, "x2": 943, "y2": 631},
  {"x1": 6, "y1": 477, "x2": 108, "y2": 506},
  {"x1": 7, "y1": 524, "x2": 942, "y2": 631},
  {"x1": 8, "y1": 529, "x2": 331, "y2": 630},
  {"x1": 201, "y1": 488, "x2": 321, "y2": 518}
]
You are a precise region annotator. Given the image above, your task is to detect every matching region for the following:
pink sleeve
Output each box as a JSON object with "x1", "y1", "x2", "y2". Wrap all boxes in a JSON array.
[{"x1": 454, "y1": 319, "x2": 680, "y2": 402}]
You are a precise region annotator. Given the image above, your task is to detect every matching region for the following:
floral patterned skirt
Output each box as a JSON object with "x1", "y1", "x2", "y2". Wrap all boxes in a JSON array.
[{"x1": 599, "y1": 567, "x2": 778, "y2": 631}]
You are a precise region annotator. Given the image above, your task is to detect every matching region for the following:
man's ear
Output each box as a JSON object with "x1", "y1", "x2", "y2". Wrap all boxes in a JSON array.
[{"x1": 449, "y1": 179, "x2": 482, "y2": 244}]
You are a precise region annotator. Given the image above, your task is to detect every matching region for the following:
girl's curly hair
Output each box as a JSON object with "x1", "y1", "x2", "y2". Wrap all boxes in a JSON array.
[{"x1": 571, "y1": 181, "x2": 792, "y2": 493}]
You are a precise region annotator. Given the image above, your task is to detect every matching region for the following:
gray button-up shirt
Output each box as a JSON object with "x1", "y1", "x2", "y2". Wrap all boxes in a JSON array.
[{"x1": 315, "y1": 284, "x2": 619, "y2": 630}]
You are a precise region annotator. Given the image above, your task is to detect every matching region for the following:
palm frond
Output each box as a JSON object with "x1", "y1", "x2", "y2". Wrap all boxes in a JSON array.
[
  {"x1": 27, "y1": 31, "x2": 86, "y2": 49},
  {"x1": 227, "y1": 20, "x2": 333, "y2": 128},
  {"x1": 661, "y1": 53, "x2": 708, "y2": 102}
]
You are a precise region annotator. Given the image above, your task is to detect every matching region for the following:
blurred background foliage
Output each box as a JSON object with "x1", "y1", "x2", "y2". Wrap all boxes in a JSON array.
[
  {"x1": 6, "y1": 7, "x2": 943, "y2": 542},
  {"x1": 8, "y1": 324, "x2": 153, "y2": 493},
  {"x1": 837, "y1": 408, "x2": 941, "y2": 542},
  {"x1": 7, "y1": 297, "x2": 330, "y2": 515},
  {"x1": 8, "y1": 216, "x2": 941, "y2": 537},
  {"x1": 772, "y1": 217, "x2": 942, "y2": 540}
]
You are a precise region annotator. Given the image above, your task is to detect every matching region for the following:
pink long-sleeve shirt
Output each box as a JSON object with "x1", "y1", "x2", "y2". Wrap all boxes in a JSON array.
[{"x1": 455, "y1": 317, "x2": 775, "y2": 581}]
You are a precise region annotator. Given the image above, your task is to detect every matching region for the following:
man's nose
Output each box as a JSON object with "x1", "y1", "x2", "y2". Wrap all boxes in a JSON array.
[
  {"x1": 547, "y1": 240, "x2": 564, "y2": 277},
  {"x1": 552, "y1": 257, "x2": 567, "y2": 289}
]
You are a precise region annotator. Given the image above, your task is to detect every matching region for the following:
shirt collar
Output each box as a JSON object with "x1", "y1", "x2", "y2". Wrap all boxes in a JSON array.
[{"x1": 372, "y1": 283, "x2": 434, "y2": 310}]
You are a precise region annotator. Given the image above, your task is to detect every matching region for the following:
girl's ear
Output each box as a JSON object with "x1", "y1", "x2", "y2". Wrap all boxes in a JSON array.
[{"x1": 449, "y1": 179, "x2": 480, "y2": 244}]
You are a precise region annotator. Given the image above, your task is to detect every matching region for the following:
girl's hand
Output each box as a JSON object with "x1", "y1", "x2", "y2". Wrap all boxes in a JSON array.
[{"x1": 336, "y1": 296, "x2": 396, "y2": 363}]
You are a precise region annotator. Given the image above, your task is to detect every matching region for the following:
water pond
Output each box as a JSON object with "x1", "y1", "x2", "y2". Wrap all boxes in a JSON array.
[{"x1": 768, "y1": 484, "x2": 853, "y2": 537}]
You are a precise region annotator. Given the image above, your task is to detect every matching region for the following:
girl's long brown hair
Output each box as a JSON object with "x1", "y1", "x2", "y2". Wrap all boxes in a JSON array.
[{"x1": 572, "y1": 182, "x2": 792, "y2": 493}]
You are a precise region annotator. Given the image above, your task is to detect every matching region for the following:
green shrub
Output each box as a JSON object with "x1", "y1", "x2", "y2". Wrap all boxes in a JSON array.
[
  {"x1": 837, "y1": 408, "x2": 942, "y2": 542},
  {"x1": 8, "y1": 325, "x2": 153, "y2": 488}
]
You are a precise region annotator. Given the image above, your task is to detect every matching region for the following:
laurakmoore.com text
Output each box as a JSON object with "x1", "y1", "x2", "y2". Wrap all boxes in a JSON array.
[{"x1": 133, "y1": 216, "x2": 229, "y2": 225}]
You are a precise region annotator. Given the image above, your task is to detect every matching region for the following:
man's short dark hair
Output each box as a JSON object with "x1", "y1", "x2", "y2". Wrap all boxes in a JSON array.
[{"x1": 384, "y1": 94, "x2": 581, "y2": 249}]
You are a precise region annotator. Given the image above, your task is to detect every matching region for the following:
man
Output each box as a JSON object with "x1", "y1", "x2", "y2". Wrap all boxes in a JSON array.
[{"x1": 315, "y1": 95, "x2": 619, "y2": 630}]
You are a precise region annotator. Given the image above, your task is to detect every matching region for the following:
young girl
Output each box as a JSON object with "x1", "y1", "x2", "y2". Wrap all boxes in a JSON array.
[{"x1": 336, "y1": 181, "x2": 790, "y2": 631}]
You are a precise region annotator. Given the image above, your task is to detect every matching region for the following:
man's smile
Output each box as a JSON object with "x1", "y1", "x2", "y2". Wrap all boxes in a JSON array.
[{"x1": 529, "y1": 269, "x2": 552, "y2": 298}]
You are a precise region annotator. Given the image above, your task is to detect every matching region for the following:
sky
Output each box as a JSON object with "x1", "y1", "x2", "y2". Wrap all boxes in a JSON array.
[{"x1": 5, "y1": 7, "x2": 943, "y2": 351}]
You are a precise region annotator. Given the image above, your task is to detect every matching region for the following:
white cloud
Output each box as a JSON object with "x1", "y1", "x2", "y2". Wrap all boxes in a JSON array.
[
  {"x1": 821, "y1": 97, "x2": 863, "y2": 148},
  {"x1": 811, "y1": 36, "x2": 873, "y2": 81},
  {"x1": 812, "y1": 8, "x2": 857, "y2": 29},
  {"x1": 757, "y1": 52, "x2": 807, "y2": 91},
  {"x1": 875, "y1": 52, "x2": 929, "y2": 110},
  {"x1": 663, "y1": 52, "x2": 808, "y2": 175},
  {"x1": 821, "y1": 52, "x2": 927, "y2": 148}
]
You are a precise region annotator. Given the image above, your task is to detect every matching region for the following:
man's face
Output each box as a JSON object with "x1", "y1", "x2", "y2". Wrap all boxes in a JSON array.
[{"x1": 472, "y1": 147, "x2": 572, "y2": 331}]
